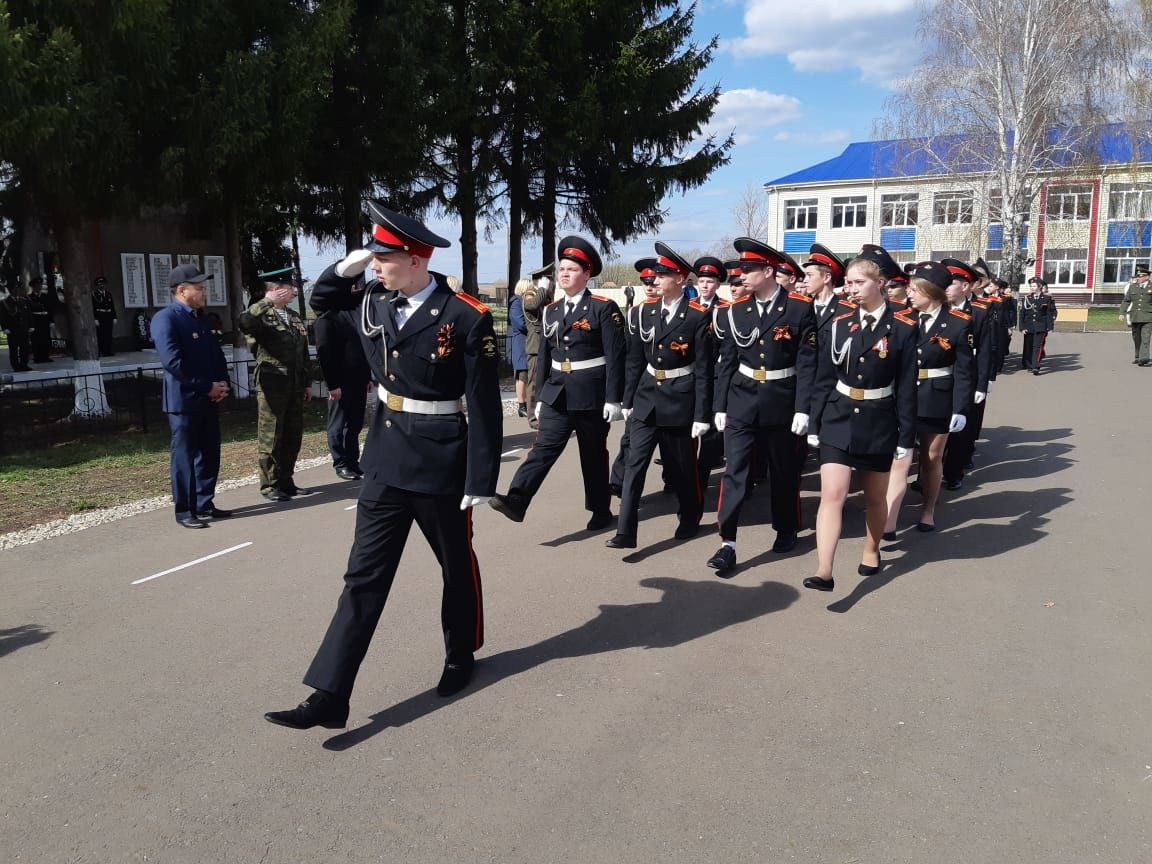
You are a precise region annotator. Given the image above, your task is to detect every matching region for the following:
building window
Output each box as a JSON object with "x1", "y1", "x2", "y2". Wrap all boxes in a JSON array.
[
  {"x1": 1045, "y1": 184, "x2": 1093, "y2": 221},
  {"x1": 881, "y1": 193, "x2": 918, "y2": 227},
  {"x1": 933, "y1": 191, "x2": 973, "y2": 225},
  {"x1": 785, "y1": 199, "x2": 818, "y2": 231},
  {"x1": 931, "y1": 250, "x2": 969, "y2": 262},
  {"x1": 831, "y1": 196, "x2": 867, "y2": 229},
  {"x1": 1103, "y1": 247, "x2": 1151, "y2": 284},
  {"x1": 1042, "y1": 248, "x2": 1088, "y2": 285},
  {"x1": 1108, "y1": 184, "x2": 1152, "y2": 220}
]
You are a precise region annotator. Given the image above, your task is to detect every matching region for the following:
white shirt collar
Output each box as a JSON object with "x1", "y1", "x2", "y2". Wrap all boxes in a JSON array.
[
  {"x1": 396, "y1": 277, "x2": 437, "y2": 327},
  {"x1": 919, "y1": 304, "x2": 943, "y2": 329},
  {"x1": 756, "y1": 287, "x2": 781, "y2": 311},
  {"x1": 858, "y1": 302, "x2": 885, "y2": 324},
  {"x1": 660, "y1": 294, "x2": 684, "y2": 318}
]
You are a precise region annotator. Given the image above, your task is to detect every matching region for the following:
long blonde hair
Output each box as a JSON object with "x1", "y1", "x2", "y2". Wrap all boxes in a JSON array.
[{"x1": 514, "y1": 278, "x2": 531, "y2": 298}]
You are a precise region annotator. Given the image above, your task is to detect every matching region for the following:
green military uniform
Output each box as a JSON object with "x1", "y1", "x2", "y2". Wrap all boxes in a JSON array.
[
  {"x1": 522, "y1": 263, "x2": 554, "y2": 427},
  {"x1": 1121, "y1": 273, "x2": 1152, "y2": 365},
  {"x1": 238, "y1": 295, "x2": 315, "y2": 495}
]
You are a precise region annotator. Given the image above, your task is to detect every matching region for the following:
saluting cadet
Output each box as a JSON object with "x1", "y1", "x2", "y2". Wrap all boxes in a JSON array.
[
  {"x1": 92, "y1": 276, "x2": 117, "y2": 356},
  {"x1": 491, "y1": 237, "x2": 626, "y2": 531},
  {"x1": 1120, "y1": 265, "x2": 1152, "y2": 365},
  {"x1": 883, "y1": 262, "x2": 976, "y2": 538},
  {"x1": 608, "y1": 244, "x2": 714, "y2": 550},
  {"x1": 705, "y1": 239, "x2": 818, "y2": 575},
  {"x1": 803, "y1": 243, "x2": 855, "y2": 350},
  {"x1": 803, "y1": 248, "x2": 918, "y2": 592},
  {"x1": 265, "y1": 204, "x2": 503, "y2": 730},
  {"x1": 692, "y1": 256, "x2": 730, "y2": 501}
]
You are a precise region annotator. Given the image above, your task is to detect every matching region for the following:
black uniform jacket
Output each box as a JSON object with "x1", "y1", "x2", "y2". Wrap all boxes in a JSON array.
[
  {"x1": 537, "y1": 290, "x2": 626, "y2": 411},
  {"x1": 915, "y1": 307, "x2": 976, "y2": 419},
  {"x1": 623, "y1": 297, "x2": 714, "y2": 426},
  {"x1": 811, "y1": 303, "x2": 918, "y2": 453},
  {"x1": 1018, "y1": 294, "x2": 1054, "y2": 334},
  {"x1": 93, "y1": 289, "x2": 116, "y2": 322},
  {"x1": 813, "y1": 296, "x2": 857, "y2": 350},
  {"x1": 713, "y1": 290, "x2": 818, "y2": 427},
  {"x1": 310, "y1": 264, "x2": 502, "y2": 499},
  {"x1": 964, "y1": 297, "x2": 996, "y2": 391}
]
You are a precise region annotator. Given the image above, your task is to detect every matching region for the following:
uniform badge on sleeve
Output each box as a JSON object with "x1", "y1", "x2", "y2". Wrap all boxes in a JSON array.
[
  {"x1": 480, "y1": 334, "x2": 498, "y2": 359},
  {"x1": 967, "y1": 332, "x2": 975, "y2": 349}
]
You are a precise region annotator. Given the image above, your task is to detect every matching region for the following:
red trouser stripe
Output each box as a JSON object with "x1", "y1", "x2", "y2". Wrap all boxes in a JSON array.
[{"x1": 465, "y1": 507, "x2": 483, "y2": 650}]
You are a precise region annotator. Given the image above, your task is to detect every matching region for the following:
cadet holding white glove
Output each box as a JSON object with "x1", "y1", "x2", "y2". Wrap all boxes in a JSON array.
[
  {"x1": 790, "y1": 413, "x2": 809, "y2": 435},
  {"x1": 603, "y1": 402, "x2": 623, "y2": 422},
  {"x1": 948, "y1": 413, "x2": 966, "y2": 433},
  {"x1": 691, "y1": 421, "x2": 710, "y2": 439},
  {"x1": 713, "y1": 412, "x2": 727, "y2": 432}
]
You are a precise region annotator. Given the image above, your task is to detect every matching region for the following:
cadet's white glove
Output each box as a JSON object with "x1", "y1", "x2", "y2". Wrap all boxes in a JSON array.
[
  {"x1": 622, "y1": 407, "x2": 633, "y2": 420},
  {"x1": 691, "y1": 421, "x2": 709, "y2": 439},
  {"x1": 948, "y1": 413, "x2": 967, "y2": 433},
  {"x1": 974, "y1": 391, "x2": 986, "y2": 404},
  {"x1": 534, "y1": 401, "x2": 542, "y2": 420},
  {"x1": 790, "y1": 412, "x2": 809, "y2": 435},
  {"x1": 460, "y1": 495, "x2": 492, "y2": 510},
  {"x1": 894, "y1": 447, "x2": 911, "y2": 460},
  {"x1": 986, "y1": 382, "x2": 993, "y2": 394},
  {"x1": 807, "y1": 434, "x2": 820, "y2": 448},
  {"x1": 335, "y1": 249, "x2": 373, "y2": 278},
  {"x1": 603, "y1": 402, "x2": 623, "y2": 422},
  {"x1": 714, "y1": 412, "x2": 727, "y2": 432}
]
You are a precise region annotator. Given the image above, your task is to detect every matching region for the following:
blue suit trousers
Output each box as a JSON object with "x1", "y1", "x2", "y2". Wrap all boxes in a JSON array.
[{"x1": 168, "y1": 403, "x2": 222, "y2": 519}]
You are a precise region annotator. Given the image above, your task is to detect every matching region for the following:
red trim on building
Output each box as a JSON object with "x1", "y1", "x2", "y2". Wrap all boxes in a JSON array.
[
  {"x1": 1034, "y1": 184, "x2": 1048, "y2": 279},
  {"x1": 1085, "y1": 178, "x2": 1101, "y2": 290}
]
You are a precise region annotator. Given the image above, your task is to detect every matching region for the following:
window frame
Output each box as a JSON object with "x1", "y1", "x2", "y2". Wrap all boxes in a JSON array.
[
  {"x1": 1107, "y1": 184, "x2": 1152, "y2": 221},
  {"x1": 880, "y1": 193, "x2": 919, "y2": 227},
  {"x1": 932, "y1": 191, "x2": 974, "y2": 226},
  {"x1": 1102, "y1": 247, "x2": 1151, "y2": 284},
  {"x1": 1041, "y1": 247, "x2": 1089, "y2": 286},
  {"x1": 831, "y1": 195, "x2": 868, "y2": 229},
  {"x1": 1045, "y1": 184, "x2": 1093, "y2": 222},
  {"x1": 784, "y1": 198, "x2": 818, "y2": 231}
]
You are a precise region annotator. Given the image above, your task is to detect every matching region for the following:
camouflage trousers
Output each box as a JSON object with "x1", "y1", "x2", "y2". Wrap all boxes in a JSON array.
[{"x1": 256, "y1": 367, "x2": 305, "y2": 492}]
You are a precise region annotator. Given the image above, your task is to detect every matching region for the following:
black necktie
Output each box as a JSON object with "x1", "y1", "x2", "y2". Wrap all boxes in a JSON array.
[
  {"x1": 919, "y1": 313, "x2": 931, "y2": 331},
  {"x1": 393, "y1": 296, "x2": 408, "y2": 324},
  {"x1": 565, "y1": 301, "x2": 575, "y2": 322},
  {"x1": 660, "y1": 308, "x2": 670, "y2": 325},
  {"x1": 863, "y1": 314, "x2": 875, "y2": 331}
]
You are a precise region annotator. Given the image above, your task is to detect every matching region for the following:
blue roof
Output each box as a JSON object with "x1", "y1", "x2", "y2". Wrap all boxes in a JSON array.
[{"x1": 766, "y1": 124, "x2": 1152, "y2": 187}]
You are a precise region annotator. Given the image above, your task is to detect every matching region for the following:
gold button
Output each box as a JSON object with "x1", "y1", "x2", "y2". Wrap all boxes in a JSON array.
[
  {"x1": 759, "y1": 339, "x2": 765, "y2": 345},
  {"x1": 853, "y1": 408, "x2": 860, "y2": 414},
  {"x1": 858, "y1": 358, "x2": 864, "y2": 363},
  {"x1": 656, "y1": 381, "x2": 663, "y2": 387},
  {"x1": 657, "y1": 358, "x2": 663, "y2": 364}
]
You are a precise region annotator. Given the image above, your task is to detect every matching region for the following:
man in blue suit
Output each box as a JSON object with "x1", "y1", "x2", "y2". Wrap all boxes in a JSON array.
[{"x1": 151, "y1": 264, "x2": 232, "y2": 528}]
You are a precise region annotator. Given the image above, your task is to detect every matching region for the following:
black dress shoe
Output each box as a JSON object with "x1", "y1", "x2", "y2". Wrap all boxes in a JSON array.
[
  {"x1": 1141, "y1": 360, "x2": 1152, "y2": 367},
  {"x1": 586, "y1": 510, "x2": 615, "y2": 531},
  {"x1": 882, "y1": 531, "x2": 898, "y2": 541},
  {"x1": 264, "y1": 690, "x2": 349, "y2": 729},
  {"x1": 803, "y1": 576, "x2": 835, "y2": 591},
  {"x1": 857, "y1": 559, "x2": 881, "y2": 576},
  {"x1": 706, "y1": 545, "x2": 736, "y2": 573},
  {"x1": 335, "y1": 467, "x2": 360, "y2": 480},
  {"x1": 284, "y1": 485, "x2": 313, "y2": 496},
  {"x1": 517, "y1": 402, "x2": 528, "y2": 417},
  {"x1": 489, "y1": 493, "x2": 526, "y2": 522},
  {"x1": 943, "y1": 479, "x2": 963, "y2": 491},
  {"x1": 436, "y1": 657, "x2": 474, "y2": 698},
  {"x1": 262, "y1": 489, "x2": 291, "y2": 502},
  {"x1": 771, "y1": 531, "x2": 798, "y2": 553},
  {"x1": 605, "y1": 534, "x2": 637, "y2": 549},
  {"x1": 674, "y1": 521, "x2": 700, "y2": 540},
  {"x1": 915, "y1": 522, "x2": 936, "y2": 533},
  {"x1": 177, "y1": 516, "x2": 208, "y2": 529},
  {"x1": 1031, "y1": 369, "x2": 1041, "y2": 375},
  {"x1": 202, "y1": 507, "x2": 233, "y2": 519}
]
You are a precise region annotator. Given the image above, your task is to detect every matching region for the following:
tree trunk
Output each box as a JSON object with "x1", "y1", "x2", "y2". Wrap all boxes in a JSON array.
[
  {"x1": 342, "y1": 182, "x2": 362, "y2": 254},
  {"x1": 54, "y1": 217, "x2": 111, "y2": 417},
  {"x1": 542, "y1": 158, "x2": 557, "y2": 265},
  {"x1": 456, "y1": 128, "x2": 480, "y2": 296},
  {"x1": 223, "y1": 192, "x2": 253, "y2": 397},
  {"x1": 506, "y1": 110, "x2": 525, "y2": 291}
]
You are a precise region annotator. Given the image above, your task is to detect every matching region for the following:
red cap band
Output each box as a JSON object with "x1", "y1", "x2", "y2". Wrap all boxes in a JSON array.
[
  {"x1": 946, "y1": 265, "x2": 972, "y2": 279},
  {"x1": 698, "y1": 265, "x2": 720, "y2": 275},
  {"x1": 561, "y1": 247, "x2": 592, "y2": 268},
  {"x1": 640, "y1": 268, "x2": 656, "y2": 279},
  {"x1": 809, "y1": 253, "x2": 841, "y2": 273},
  {"x1": 739, "y1": 251, "x2": 771, "y2": 264},
  {"x1": 373, "y1": 224, "x2": 433, "y2": 258},
  {"x1": 657, "y1": 255, "x2": 689, "y2": 275}
]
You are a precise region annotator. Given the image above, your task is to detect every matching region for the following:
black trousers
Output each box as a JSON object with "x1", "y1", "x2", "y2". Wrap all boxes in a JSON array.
[
  {"x1": 327, "y1": 380, "x2": 369, "y2": 471},
  {"x1": 717, "y1": 420, "x2": 803, "y2": 541},
  {"x1": 942, "y1": 400, "x2": 985, "y2": 483},
  {"x1": 509, "y1": 400, "x2": 610, "y2": 515},
  {"x1": 696, "y1": 427, "x2": 725, "y2": 503},
  {"x1": 617, "y1": 418, "x2": 700, "y2": 538},
  {"x1": 304, "y1": 488, "x2": 483, "y2": 699},
  {"x1": 1021, "y1": 331, "x2": 1047, "y2": 370},
  {"x1": 7, "y1": 330, "x2": 30, "y2": 370},
  {"x1": 611, "y1": 415, "x2": 671, "y2": 490},
  {"x1": 30, "y1": 324, "x2": 51, "y2": 361},
  {"x1": 96, "y1": 319, "x2": 115, "y2": 355}
]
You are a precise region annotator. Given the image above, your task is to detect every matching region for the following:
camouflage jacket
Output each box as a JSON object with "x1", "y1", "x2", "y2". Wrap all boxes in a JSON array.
[{"x1": 238, "y1": 299, "x2": 315, "y2": 387}]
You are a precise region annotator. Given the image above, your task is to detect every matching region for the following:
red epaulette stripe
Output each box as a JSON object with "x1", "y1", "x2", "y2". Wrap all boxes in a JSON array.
[
  {"x1": 590, "y1": 293, "x2": 609, "y2": 302},
  {"x1": 949, "y1": 308, "x2": 972, "y2": 320},
  {"x1": 453, "y1": 292, "x2": 489, "y2": 313},
  {"x1": 689, "y1": 301, "x2": 707, "y2": 312},
  {"x1": 894, "y1": 313, "x2": 917, "y2": 326},
  {"x1": 715, "y1": 299, "x2": 731, "y2": 308},
  {"x1": 789, "y1": 291, "x2": 813, "y2": 303},
  {"x1": 838, "y1": 299, "x2": 858, "y2": 308},
  {"x1": 988, "y1": 295, "x2": 1003, "y2": 302},
  {"x1": 643, "y1": 297, "x2": 660, "y2": 304},
  {"x1": 731, "y1": 295, "x2": 752, "y2": 304},
  {"x1": 972, "y1": 298, "x2": 990, "y2": 307},
  {"x1": 833, "y1": 311, "x2": 855, "y2": 322}
]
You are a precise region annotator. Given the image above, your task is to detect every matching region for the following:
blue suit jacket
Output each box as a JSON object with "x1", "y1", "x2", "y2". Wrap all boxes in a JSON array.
[{"x1": 152, "y1": 301, "x2": 230, "y2": 413}]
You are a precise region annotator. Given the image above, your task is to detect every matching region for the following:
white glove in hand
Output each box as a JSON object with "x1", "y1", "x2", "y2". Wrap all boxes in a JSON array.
[
  {"x1": 534, "y1": 401, "x2": 542, "y2": 420},
  {"x1": 335, "y1": 249, "x2": 373, "y2": 278},
  {"x1": 691, "y1": 421, "x2": 710, "y2": 439},
  {"x1": 894, "y1": 447, "x2": 911, "y2": 460},
  {"x1": 460, "y1": 495, "x2": 492, "y2": 510},
  {"x1": 603, "y1": 402, "x2": 623, "y2": 422},
  {"x1": 974, "y1": 391, "x2": 986, "y2": 404},
  {"x1": 790, "y1": 412, "x2": 809, "y2": 435},
  {"x1": 713, "y1": 412, "x2": 727, "y2": 432},
  {"x1": 806, "y1": 434, "x2": 820, "y2": 448},
  {"x1": 622, "y1": 407, "x2": 633, "y2": 420},
  {"x1": 986, "y1": 382, "x2": 993, "y2": 394},
  {"x1": 948, "y1": 413, "x2": 967, "y2": 433}
]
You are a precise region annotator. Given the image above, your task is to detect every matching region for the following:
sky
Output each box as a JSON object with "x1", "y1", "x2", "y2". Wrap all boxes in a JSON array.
[{"x1": 299, "y1": 0, "x2": 922, "y2": 283}]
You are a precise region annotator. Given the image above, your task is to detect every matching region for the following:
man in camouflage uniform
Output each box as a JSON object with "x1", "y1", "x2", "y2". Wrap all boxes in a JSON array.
[
  {"x1": 239, "y1": 267, "x2": 316, "y2": 501},
  {"x1": 522, "y1": 262, "x2": 554, "y2": 429},
  {"x1": 1120, "y1": 265, "x2": 1152, "y2": 366}
]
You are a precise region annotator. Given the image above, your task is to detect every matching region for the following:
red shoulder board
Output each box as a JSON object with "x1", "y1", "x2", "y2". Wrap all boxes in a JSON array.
[
  {"x1": 893, "y1": 311, "x2": 917, "y2": 327},
  {"x1": 453, "y1": 292, "x2": 489, "y2": 314},
  {"x1": 833, "y1": 311, "x2": 855, "y2": 322},
  {"x1": 731, "y1": 295, "x2": 752, "y2": 305},
  {"x1": 988, "y1": 294, "x2": 1003, "y2": 303},
  {"x1": 971, "y1": 298, "x2": 990, "y2": 308},
  {"x1": 949, "y1": 308, "x2": 972, "y2": 321},
  {"x1": 689, "y1": 300, "x2": 707, "y2": 313},
  {"x1": 789, "y1": 291, "x2": 813, "y2": 303},
  {"x1": 715, "y1": 298, "x2": 731, "y2": 308},
  {"x1": 643, "y1": 297, "x2": 660, "y2": 304},
  {"x1": 589, "y1": 293, "x2": 610, "y2": 302}
]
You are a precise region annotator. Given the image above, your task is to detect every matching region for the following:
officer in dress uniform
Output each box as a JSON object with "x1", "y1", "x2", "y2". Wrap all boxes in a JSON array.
[
  {"x1": 490, "y1": 237, "x2": 626, "y2": 531},
  {"x1": 1019, "y1": 277, "x2": 1054, "y2": 374},
  {"x1": 705, "y1": 239, "x2": 818, "y2": 574},
  {"x1": 803, "y1": 243, "x2": 855, "y2": 350},
  {"x1": 92, "y1": 275, "x2": 117, "y2": 356},
  {"x1": 607, "y1": 243, "x2": 714, "y2": 549},
  {"x1": 1121, "y1": 265, "x2": 1152, "y2": 365},
  {"x1": 692, "y1": 256, "x2": 730, "y2": 501},
  {"x1": 239, "y1": 266, "x2": 316, "y2": 502},
  {"x1": 27, "y1": 276, "x2": 54, "y2": 362},
  {"x1": 1, "y1": 283, "x2": 33, "y2": 371},
  {"x1": 265, "y1": 204, "x2": 503, "y2": 730}
]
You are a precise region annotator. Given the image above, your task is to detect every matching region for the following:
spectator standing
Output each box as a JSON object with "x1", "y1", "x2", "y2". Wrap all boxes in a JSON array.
[
  {"x1": 1, "y1": 283, "x2": 33, "y2": 371},
  {"x1": 509, "y1": 279, "x2": 530, "y2": 416},
  {"x1": 522, "y1": 262, "x2": 554, "y2": 428},
  {"x1": 1121, "y1": 265, "x2": 1152, "y2": 365}
]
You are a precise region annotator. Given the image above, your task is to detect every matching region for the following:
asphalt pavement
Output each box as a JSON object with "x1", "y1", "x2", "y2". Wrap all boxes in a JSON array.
[{"x1": 2, "y1": 331, "x2": 1150, "y2": 863}]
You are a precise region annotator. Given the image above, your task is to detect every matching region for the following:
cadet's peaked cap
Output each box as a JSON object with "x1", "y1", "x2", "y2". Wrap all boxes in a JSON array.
[
  {"x1": 856, "y1": 244, "x2": 902, "y2": 279},
  {"x1": 169, "y1": 263, "x2": 213, "y2": 289},
  {"x1": 693, "y1": 256, "x2": 727, "y2": 282},
  {"x1": 910, "y1": 261, "x2": 953, "y2": 293},
  {"x1": 941, "y1": 258, "x2": 979, "y2": 282},
  {"x1": 94, "y1": 275, "x2": 107, "y2": 285},
  {"x1": 257, "y1": 265, "x2": 297, "y2": 285},
  {"x1": 767, "y1": 246, "x2": 804, "y2": 279},
  {"x1": 732, "y1": 237, "x2": 775, "y2": 267},
  {"x1": 557, "y1": 235, "x2": 603, "y2": 277},
  {"x1": 634, "y1": 257, "x2": 658, "y2": 275},
  {"x1": 366, "y1": 201, "x2": 450, "y2": 258},
  {"x1": 1136, "y1": 264, "x2": 1151, "y2": 276},
  {"x1": 529, "y1": 261, "x2": 555, "y2": 279},
  {"x1": 995, "y1": 278, "x2": 1009, "y2": 289},
  {"x1": 804, "y1": 243, "x2": 844, "y2": 285},
  {"x1": 724, "y1": 260, "x2": 745, "y2": 282},
  {"x1": 972, "y1": 256, "x2": 992, "y2": 279},
  {"x1": 653, "y1": 242, "x2": 693, "y2": 276}
]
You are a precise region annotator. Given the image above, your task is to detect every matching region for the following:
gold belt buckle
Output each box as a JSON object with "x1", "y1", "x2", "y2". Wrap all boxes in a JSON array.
[
  {"x1": 918, "y1": 369, "x2": 929, "y2": 380},
  {"x1": 386, "y1": 393, "x2": 404, "y2": 411},
  {"x1": 753, "y1": 369, "x2": 767, "y2": 382},
  {"x1": 654, "y1": 369, "x2": 666, "y2": 381},
  {"x1": 849, "y1": 387, "x2": 865, "y2": 401},
  {"x1": 561, "y1": 360, "x2": 573, "y2": 373}
]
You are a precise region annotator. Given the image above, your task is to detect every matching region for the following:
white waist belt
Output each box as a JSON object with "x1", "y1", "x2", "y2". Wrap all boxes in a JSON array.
[
  {"x1": 738, "y1": 364, "x2": 795, "y2": 382},
  {"x1": 377, "y1": 386, "x2": 462, "y2": 415},
  {"x1": 646, "y1": 364, "x2": 691, "y2": 381},
  {"x1": 552, "y1": 357, "x2": 606, "y2": 373},
  {"x1": 918, "y1": 365, "x2": 954, "y2": 380},
  {"x1": 836, "y1": 381, "x2": 895, "y2": 401}
]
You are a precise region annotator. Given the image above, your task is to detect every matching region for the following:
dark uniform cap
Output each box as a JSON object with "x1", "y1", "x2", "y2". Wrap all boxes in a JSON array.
[
  {"x1": 995, "y1": 278, "x2": 1009, "y2": 289},
  {"x1": 910, "y1": 261, "x2": 953, "y2": 293},
  {"x1": 724, "y1": 260, "x2": 745, "y2": 283},
  {"x1": 803, "y1": 243, "x2": 844, "y2": 285},
  {"x1": 1136, "y1": 264, "x2": 1151, "y2": 276},
  {"x1": 556, "y1": 235, "x2": 603, "y2": 277},
  {"x1": 29, "y1": 275, "x2": 43, "y2": 286},
  {"x1": 856, "y1": 244, "x2": 902, "y2": 280},
  {"x1": 652, "y1": 242, "x2": 693, "y2": 276},
  {"x1": 693, "y1": 256, "x2": 728, "y2": 282},
  {"x1": 529, "y1": 261, "x2": 555, "y2": 279},
  {"x1": 732, "y1": 237, "x2": 776, "y2": 269},
  {"x1": 365, "y1": 201, "x2": 450, "y2": 258},
  {"x1": 257, "y1": 265, "x2": 297, "y2": 285},
  {"x1": 941, "y1": 258, "x2": 979, "y2": 283},
  {"x1": 94, "y1": 275, "x2": 107, "y2": 286},
  {"x1": 767, "y1": 246, "x2": 804, "y2": 279},
  {"x1": 634, "y1": 257, "x2": 658, "y2": 285},
  {"x1": 168, "y1": 263, "x2": 214, "y2": 289},
  {"x1": 972, "y1": 256, "x2": 993, "y2": 279}
]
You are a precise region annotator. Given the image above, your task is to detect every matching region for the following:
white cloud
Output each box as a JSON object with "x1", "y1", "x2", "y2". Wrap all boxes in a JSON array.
[
  {"x1": 773, "y1": 129, "x2": 852, "y2": 145},
  {"x1": 703, "y1": 88, "x2": 804, "y2": 146},
  {"x1": 727, "y1": 0, "x2": 920, "y2": 86}
]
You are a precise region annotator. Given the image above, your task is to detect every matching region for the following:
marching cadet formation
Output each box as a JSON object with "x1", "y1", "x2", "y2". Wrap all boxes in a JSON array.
[{"x1": 264, "y1": 202, "x2": 1055, "y2": 730}]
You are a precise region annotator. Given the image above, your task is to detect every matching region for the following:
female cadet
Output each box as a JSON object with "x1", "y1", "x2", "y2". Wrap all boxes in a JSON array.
[
  {"x1": 882, "y1": 262, "x2": 975, "y2": 538},
  {"x1": 805, "y1": 247, "x2": 918, "y2": 592}
]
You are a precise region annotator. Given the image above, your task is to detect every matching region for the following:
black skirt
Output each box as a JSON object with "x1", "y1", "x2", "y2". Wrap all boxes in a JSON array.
[
  {"x1": 916, "y1": 415, "x2": 950, "y2": 435},
  {"x1": 819, "y1": 442, "x2": 893, "y2": 473}
]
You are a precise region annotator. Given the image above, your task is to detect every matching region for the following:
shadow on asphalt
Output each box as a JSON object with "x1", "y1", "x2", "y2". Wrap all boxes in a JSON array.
[
  {"x1": 0, "y1": 624, "x2": 53, "y2": 658},
  {"x1": 322, "y1": 576, "x2": 799, "y2": 751},
  {"x1": 222, "y1": 485, "x2": 352, "y2": 519}
]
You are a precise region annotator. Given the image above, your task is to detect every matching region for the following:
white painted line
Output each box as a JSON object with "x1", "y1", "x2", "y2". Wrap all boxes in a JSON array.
[
  {"x1": 344, "y1": 504, "x2": 358, "y2": 511},
  {"x1": 501, "y1": 447, "x2": 525, "y2": 457},
  {"x1": 132, "y1": 542, "x2": 254, "y2": 586}
]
